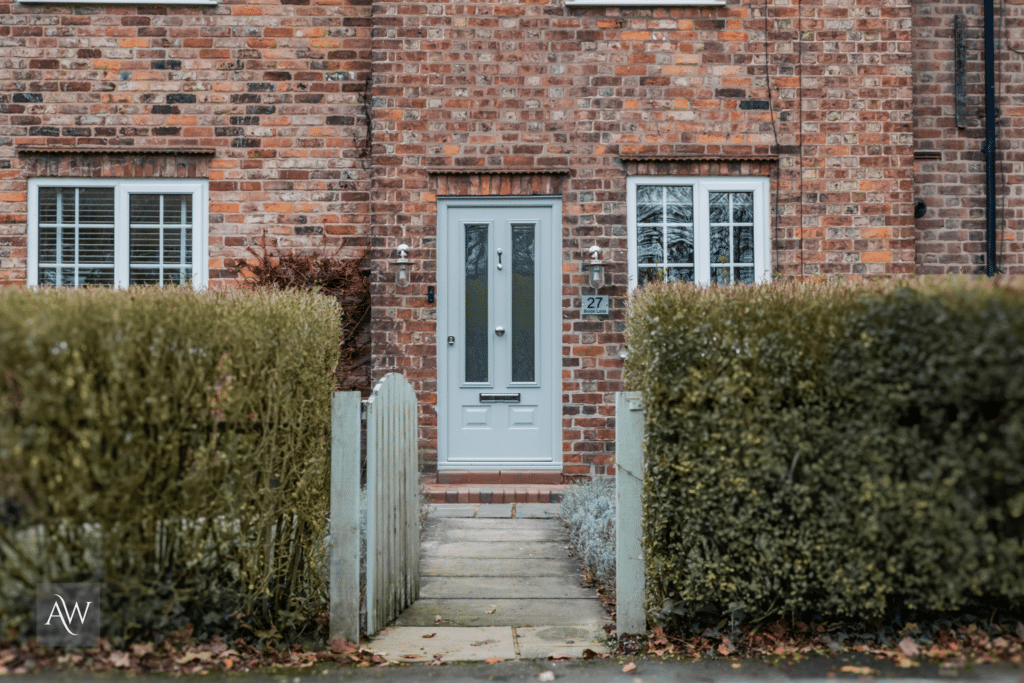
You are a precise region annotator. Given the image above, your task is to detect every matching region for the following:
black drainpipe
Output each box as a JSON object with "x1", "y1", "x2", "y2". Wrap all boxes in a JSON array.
[{"x1": 985, "y1": 0, "x2": 998, "y2": 276}]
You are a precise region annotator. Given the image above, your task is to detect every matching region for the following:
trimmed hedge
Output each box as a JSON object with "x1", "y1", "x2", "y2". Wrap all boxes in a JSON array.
[
  {"x1": 0, "y1": 287, "x2": 340, "y2": 646},
  {"x1": 625, "y1": 278, "x2": 1024, "y2": 624}
]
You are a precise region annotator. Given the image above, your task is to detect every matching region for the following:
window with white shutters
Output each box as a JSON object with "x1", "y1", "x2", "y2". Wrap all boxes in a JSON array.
[{"x1": 28, "y1": 179, "x2": 208, "y2": 289}]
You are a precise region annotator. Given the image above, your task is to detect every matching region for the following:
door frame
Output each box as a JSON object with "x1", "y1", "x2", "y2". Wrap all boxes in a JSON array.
[{"x1": 436, "y1": 196, "x2": 563, "y2": 471}]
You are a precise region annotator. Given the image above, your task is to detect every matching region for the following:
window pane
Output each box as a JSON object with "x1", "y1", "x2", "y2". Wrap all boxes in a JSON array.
[
  {"x1": 665, "y1": 186, "x2": 693, "y2": 223},
  {"x1": 709, "y1": 192, "x2": 730, "y2": 223},
  {"x1": 78, "y1": 188, "x2": 115, "y2": 224},
  {"x1": 710, "y1": 224, "x2": 730, "y2": 264},
  {"x1": 77, "y1": 268, "x2": 114, "y2": 286},
  {"x1": 733, "y1": 192, "x2": 754, "y2": 223},
  {"x1": 166, "y1": 268, "x2": 192, "y2": 285},
  {"x1": 38, "y1": 267, "x2": 57, "y2": 286},
  {"x1": 130, "y1": 194, "x2": 162, "y2": 224},
  {"x1": 637, "y1": 224, "x2": 662, "y2": 264},
  {"x1": 38, "y1": 188, "x2": 59, "y2": 224},
  {"x1": 164, "y1": 226, "x2": 183, "y2": 264},
  {"x1": 637, "y1": 267, "x2": 661, "y2": 286},
  {"x1": 636, "y1": 186, "x2": 662, "y2": 204},
  {"x1": 735, "y1": 267, "x2": 755, "y2": 284},
  {"x1": 163, "y1": 194, "x2": 192, "y2": 224},
  {"x1": 667, "y1": 267, "x2": 694, "y2": 283},
  {"x1": 667, "y1": 224, "x2": 694, "y2": 264},
  {"x1": 130, "y1": 193, "x2": 194, "y2": 269},
  {"x1": 709, "y1": 266, "x2": 732, "y2": 286},
  {"x1": 511, "y1": 224, "x2": 535, "y2": 383},
  {"x1": 40, "y1": 188, "x2": 115, "y2": 279},
  {"x1": 39, "y1": 225, "x2": 57, "y2": 263},
  {"x1": 60, "y1": 268, "x2": 114, "y2": 287},
  {"x1": 130, "y1": 268, "x2": 161, "y2": 285},
  {"x1": 637, "y1": 203, "x2": 662, "y2": 224},
  {"x1": 79, "y1": 226, "x2": 115, "y2": 264},
  {"x1": 735, "y1": 225, "x2": 754, "y2": 264},
  {"x1": 464, "y1": 224, "x2": 489, "y2": 384},
  {"x1": 131, "y1": 226, "x2": 161, "y2": 264}
]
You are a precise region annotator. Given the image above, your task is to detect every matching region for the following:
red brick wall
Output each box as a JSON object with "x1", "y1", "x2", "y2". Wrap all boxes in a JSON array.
[
  {"x1": 0, "y1": 0, "x2": 374, "y2": 285},
  {"x1": 0, "y1": 0, "x2": 920, "y2": 477},
  {"x1": 912, "y1": 2, "x2": 1024, "y2": 274},
  {"x1": 368, "y1": 0, "x2": 916, "y2": 474}
]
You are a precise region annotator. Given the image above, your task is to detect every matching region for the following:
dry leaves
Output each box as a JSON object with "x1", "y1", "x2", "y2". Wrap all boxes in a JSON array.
[{"x1": 636, "y1": 617, "x2": 1024, "y2": 668}]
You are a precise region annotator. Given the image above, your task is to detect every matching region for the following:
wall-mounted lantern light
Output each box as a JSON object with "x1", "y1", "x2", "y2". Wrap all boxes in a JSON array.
[
  {"x1": 584, "y1": 245, "x2": 605, "y2": 290},
  {"x1": 394, "y1": 243, "x2": 412, "y2": 288}
]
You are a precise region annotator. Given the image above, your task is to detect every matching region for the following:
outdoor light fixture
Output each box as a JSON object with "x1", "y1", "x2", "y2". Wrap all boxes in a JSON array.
[
  {"x1": 394, "y1": 243, "x2": 412, "y2": 288},
  {"x1": 584, "y1": 245, "x2": 605, "y2": 290}
]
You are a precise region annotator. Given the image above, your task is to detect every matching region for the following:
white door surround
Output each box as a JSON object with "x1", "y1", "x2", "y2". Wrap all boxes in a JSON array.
[{"x1": 436, "y1": 197, "x2": 562, "y2": 471}]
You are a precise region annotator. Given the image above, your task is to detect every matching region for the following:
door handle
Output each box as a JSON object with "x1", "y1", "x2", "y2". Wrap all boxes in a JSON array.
[
  {"x1": 495, "y1": 327, "x2": 505, "y2": 337},
  {"x1": 497, "y1": 248, "x2": 503, "y2": 270},
  {"x1": 447, "y1": 336, "x2": 455, "y2": 346}
]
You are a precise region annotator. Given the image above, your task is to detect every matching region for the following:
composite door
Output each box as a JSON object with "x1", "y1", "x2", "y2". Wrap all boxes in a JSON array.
[{"x1": 438, "y1": 198, "x2": 561, "y2": 470}]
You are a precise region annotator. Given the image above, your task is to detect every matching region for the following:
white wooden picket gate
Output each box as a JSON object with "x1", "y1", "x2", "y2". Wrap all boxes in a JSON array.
[{"x1": 329, "y1": 372, "x2": 420, "y2": 641}]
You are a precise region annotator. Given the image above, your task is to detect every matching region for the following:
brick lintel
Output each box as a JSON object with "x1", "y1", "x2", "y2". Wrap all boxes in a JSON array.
[
  {"x1": 619, "y1": 154, "x2": 779, "y2": 163},
  {"x1": 16, "y1": 146, "x2": 217, "y2": 155},
  {"x1": 426, "y1": 167, "x2": 571, "y2": 175}
]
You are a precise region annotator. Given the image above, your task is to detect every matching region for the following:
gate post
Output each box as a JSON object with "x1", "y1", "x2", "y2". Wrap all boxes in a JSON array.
[
  {"x1": 330, "y1": 391, "x2": 362, "y2": 642},
  {"x1": 615, "y1": 391, "x2": 646, "y2": 637}
]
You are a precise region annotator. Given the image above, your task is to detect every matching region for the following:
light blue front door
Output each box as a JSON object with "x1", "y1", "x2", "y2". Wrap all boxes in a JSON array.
[{"x1": 437, "y1": 198, "x2": 561, "y2": 469}]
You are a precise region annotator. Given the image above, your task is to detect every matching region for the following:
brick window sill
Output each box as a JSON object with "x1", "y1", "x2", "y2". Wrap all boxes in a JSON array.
[
  {"x1": 18, "y1": 0, "x2": 217, "y2": 4},
  {"x1": 566, "y1": 0, "x2": 724, "y2": 5}
]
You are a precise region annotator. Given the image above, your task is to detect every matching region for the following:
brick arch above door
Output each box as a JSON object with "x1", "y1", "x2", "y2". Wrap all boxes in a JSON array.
[{"x1": 427, "y1": 169, "x2": 570, "y2": 197}]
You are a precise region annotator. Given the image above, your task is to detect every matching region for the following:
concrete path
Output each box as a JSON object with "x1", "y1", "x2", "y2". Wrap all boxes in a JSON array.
[{"x1": 367, "y1": 503, "x2": 611, "y2": 663}]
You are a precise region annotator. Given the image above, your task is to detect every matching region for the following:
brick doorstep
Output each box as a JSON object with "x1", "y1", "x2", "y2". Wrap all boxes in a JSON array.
[{"x1": 421, "y1": 478, "x2": 565, "y2": 504}]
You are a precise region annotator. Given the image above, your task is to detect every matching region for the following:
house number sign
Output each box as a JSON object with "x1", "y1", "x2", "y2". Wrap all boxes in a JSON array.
[{"x1": 582, "y1": 295, "x2": 610, "y2": 316}]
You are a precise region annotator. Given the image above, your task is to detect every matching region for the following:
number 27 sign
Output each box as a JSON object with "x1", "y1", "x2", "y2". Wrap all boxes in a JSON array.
[{"x1": 582, "y1": 295, "x2": 609, "y2": 316}]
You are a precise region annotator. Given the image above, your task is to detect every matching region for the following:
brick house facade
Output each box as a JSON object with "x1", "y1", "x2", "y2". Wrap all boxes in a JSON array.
[{"x1": 0, "y1": 0, "x2": 1020, "y2": 480}]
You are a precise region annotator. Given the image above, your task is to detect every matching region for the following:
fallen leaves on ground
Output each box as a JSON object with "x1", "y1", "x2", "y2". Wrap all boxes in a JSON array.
[
  {"x1": 633, "y1": 617, "x2": 1024, "y2": 669},
  {"x1": 0, "y1": 634, "x2": 390, "y2": 676}
]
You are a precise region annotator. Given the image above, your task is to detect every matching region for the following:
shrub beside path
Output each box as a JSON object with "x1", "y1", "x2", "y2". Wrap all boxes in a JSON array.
[{"x1": 366, "y1": 504, "x2": 611, "y2": 663}]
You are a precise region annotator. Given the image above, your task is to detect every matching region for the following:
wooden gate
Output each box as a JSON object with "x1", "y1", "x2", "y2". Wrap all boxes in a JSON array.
[
  {"x1": 364, "y1": 372, "x2": 421, "y2": 634},
  {"x1": 330, "y1": 372, "x2": 420, "y2": 641}
]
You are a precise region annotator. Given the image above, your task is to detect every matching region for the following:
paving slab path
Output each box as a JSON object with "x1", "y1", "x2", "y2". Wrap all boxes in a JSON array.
[{"x1": 367, "y1": 503, "x2": 611, "y2": 664}]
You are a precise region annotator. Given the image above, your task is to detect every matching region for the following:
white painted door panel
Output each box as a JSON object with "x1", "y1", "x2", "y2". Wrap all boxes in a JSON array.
[{"x1": 438, "y1": 199, "x2": 560, "y2": 469}]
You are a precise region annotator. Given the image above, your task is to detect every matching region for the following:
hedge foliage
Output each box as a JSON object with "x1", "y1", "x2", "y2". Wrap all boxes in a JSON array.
[
  {"x1": 625, "y1": 278, "x2": 1024, "y2": 625},
  {"x1": 0, "y1": 287, "x2": 340, "y2": 646}
]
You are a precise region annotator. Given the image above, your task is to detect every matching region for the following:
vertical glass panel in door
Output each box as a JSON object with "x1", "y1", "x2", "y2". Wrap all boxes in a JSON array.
[
  {"x1": 464, "y1": 224, "x2": 489, "y2": 383},
  {"x1": 511, "y1": 224, "x2": 535, "y2": 383}
]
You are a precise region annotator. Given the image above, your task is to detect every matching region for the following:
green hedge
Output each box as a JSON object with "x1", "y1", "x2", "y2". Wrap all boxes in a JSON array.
[
  {"x1": 625, "y1": 278, "x2": 1024, "y2": 624},
  {"x1": 0, "y1": 287, "x2": 340, "y2": 645}
]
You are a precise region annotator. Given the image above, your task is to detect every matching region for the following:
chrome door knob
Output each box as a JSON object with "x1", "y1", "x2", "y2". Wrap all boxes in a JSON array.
[{"x1": 495, "y1": 327, "x2": 505, "y2": 337}]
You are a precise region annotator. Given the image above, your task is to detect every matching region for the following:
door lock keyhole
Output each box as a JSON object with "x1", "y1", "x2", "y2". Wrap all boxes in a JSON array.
[{"x1": 447, "y1": 336, "x2": 455, "y2": 346}]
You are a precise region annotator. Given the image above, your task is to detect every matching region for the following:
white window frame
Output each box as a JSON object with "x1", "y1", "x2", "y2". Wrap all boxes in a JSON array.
[
  {"x1": 627, "y1": 175, "x2": 771, "y2": 289},
  {"x1": 27, "y1": 178, "x2": 209, "y2": 289}
]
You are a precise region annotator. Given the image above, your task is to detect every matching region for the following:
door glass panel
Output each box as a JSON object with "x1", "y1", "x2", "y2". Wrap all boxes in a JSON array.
[
  {"x1": 464, "y1": 224, "x2": 489, "y2": 383},
  {"x1": 511, "y1": 224, "x2": 535, "y2": 383}
]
